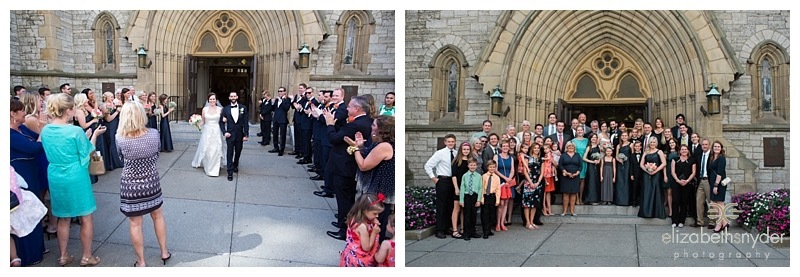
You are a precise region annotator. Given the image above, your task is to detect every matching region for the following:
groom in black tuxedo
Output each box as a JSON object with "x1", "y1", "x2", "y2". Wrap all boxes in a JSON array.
[{"x1": 220, "y1": 91, "x2": 249, "y2": 181}]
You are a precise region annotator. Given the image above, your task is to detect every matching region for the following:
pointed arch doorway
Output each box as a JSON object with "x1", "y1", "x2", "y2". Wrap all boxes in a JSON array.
[{"x1": 557, "y1": 46, "x2": 653, "y2": 126}]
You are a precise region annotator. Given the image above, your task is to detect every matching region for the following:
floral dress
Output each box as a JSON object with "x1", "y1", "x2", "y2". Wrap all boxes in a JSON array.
[
  {"x1": 340, "y1": 221, "x2": 379, "y2": 267},
  {"x1": 522, "y1": 155, "x2": 543, "y2": 208},
  {"x1": 378, "y1": 241, "x2": 395, "y2": 267}
]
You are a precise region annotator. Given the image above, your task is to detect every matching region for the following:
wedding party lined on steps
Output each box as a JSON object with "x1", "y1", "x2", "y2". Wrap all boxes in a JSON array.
[{"x1": 423, "y1": 113, "x2": 732, "y2": 241}]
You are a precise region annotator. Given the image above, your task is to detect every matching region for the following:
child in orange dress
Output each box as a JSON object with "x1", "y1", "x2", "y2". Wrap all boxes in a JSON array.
[
  {"x1": 542, "y1": 146, "x2": 556, "y2": 216},
  {"x1": 375, "y1": 214, "x2": 395, "y2": 267},
  {"x1": 340, "y1": 193, "x2": 385, "y2": 267}
]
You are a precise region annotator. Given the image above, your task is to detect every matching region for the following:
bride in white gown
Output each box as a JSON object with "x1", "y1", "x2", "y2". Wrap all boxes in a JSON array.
[{"x1": 192, "y1": 94, "x2": 226, "y2": 176}]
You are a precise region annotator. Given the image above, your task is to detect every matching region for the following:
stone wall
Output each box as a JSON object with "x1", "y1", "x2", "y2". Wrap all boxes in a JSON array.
[
  {"x1": 307, "y1": 80, "x2": 394, "y2": 97},
  {"x1": 405, "y1": 10, "x2": 502, "y2": 126},
  {"x1": 405, "y1": 130, "x2": 475, "y2": 187},
  {"x1": 312, "y1": 10, "x2": 395, "y2": 77},
  {"x1": 724, "y1": 130, "x2": 790, "y2": 193}
]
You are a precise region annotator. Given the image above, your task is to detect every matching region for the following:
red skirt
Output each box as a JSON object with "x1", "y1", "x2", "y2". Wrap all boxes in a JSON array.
[{"x1": 544, "y1": 177, "x2": 556, "y2": 192}]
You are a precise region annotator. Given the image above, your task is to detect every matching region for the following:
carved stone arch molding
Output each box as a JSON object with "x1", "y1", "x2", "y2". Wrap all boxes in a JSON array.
[
  {"x1": 192, "y1": 11, "x2": 255, "y2": 56},
  {"x1": 565, "y1": 45, "x2": 650, "y2": 103},
  {"x1": 472, "y1": 10, "x2": 737, "y2": 125}
]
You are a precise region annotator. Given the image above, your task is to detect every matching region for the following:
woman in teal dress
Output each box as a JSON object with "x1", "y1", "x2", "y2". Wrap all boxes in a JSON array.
[
  {"x1": 40, "y1": 93, "x2": 104, "y2": 267},
  {"x1": 571, "y1": 128, "x2": 588, "y2": 205}
]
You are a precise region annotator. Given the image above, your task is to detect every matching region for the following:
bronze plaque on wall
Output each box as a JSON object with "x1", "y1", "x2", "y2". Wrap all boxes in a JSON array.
[
  {"x1": 763, "y1": 137, "x2": 785, "y2": 167},
  {"x1": 101, "y1": 83, "x2": 115, "y2": 94}
]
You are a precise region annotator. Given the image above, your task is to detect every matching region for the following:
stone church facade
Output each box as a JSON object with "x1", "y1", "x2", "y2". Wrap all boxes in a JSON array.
[
  {"x1": 10, "y1": 10, "x2": 395, "y2": 122},
  {"x1": 406, "y1": 10, "x2": 789, "y2": 194}
]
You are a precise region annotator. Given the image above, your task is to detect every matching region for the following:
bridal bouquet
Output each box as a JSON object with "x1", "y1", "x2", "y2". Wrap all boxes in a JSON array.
[
  {"x1": 91, "y1": 108, "x2": 104, "y2": 120},
  {"x1": 169, "y1": 101, "x2": 177, "y2": 109},
  {"x1": 617, "y1": 153, "x2": 628, "y2": 162},
  {"x1": 189, "y1": 114, "x2": 203, "y2": 131},
  {"x1": 113, "y1": 99, "x2": 122, "y2": 107},
  {"x1": 591, "y1": 152, "x2": 603, "y2": 161},
  {"x1": 645, "y1": 162, "x2": 658, "y2": 173}
]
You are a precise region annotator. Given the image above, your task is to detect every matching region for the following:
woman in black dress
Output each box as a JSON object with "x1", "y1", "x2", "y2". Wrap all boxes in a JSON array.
[
  {"x1": 638, "y1": 137, "x2": 667, "y2": 219},
  {"x1": 449, "y1": 142, "x2": 472, "y2": 238},
  {"x1": 670, "y1": 144, "x2": 696, "y2": 228},
  {"x1": 522, "y1": 143, "x2": 543, "y2": 229},
  {"x1": 558, "y1": 141, "x2": 582, "y2": 216},
  {"x1": 614, "y1": 131, "x2": 631, "y2": 206},
  {"x1": 157, "y1": 94, "x2": 174, "y2": 152},
  {"x1": 73, "y1": 92, "x2": 102, "y2": 184},
  {"x1": 582, "y1": 133, "x2": 601, "y2": 205},
  {"x1": 708, "y1": 141, "x2": 728, "y2": 232},
  {"x1": 101, "y1": 91, "x2": 124, "y2": 171},
  {"x1": 145, "y1": 92, "x2": 158, "y2": 129}
]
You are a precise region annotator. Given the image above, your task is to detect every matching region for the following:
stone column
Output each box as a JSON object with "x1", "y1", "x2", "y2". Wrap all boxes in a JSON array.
[{"x1": 38, "y1": 11, "x2": 64, "y2": 88}]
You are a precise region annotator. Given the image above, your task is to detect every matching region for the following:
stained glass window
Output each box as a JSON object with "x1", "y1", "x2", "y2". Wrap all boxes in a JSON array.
[
  {"x1": 104, "y1": 22, "x2": 114, "y2": 64},
  {"x1": 761, "y1": 58, "x2": 772, "y2": 111},
  {"x1": 344, "y1": 18, "x2": 357, "y2": 64},
  {"x1": 447, "y1": 61, "x2": 458, "y2": 112}
]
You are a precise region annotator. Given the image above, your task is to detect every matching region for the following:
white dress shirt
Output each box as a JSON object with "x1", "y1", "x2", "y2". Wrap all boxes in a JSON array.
[
  {"x1": 425, "y1": 147, "x2": 455, "y2": 178},
  {"x1": 231, "y1": 104, "x2": 239, "y2": 123}
]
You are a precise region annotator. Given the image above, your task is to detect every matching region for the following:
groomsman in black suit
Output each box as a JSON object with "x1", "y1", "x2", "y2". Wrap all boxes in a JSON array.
[
  {"x1": 297, "y1": 87, "x2": 315, "y2": 165},
  {"x1": 258, "y1": 90, "x2": 274, "y2": 145},
  {"x1": 220, "y1": 91, "x2": 249, "y2": 181},
  {"x1": 270, "y1": 87, "x2": 291, "y2": 156},
  {"x1": 325, "y1": 95, "x2": 373, "y2": 240},
  {"x1": 315, "y1": 88, "x2": 348, "y2": 198},
  {"x1": 290, "y1": 83, "x2": 307, "y2": 157},
  {"x1": 308, "y1": 90, "x2": 331, "y2": 181}
]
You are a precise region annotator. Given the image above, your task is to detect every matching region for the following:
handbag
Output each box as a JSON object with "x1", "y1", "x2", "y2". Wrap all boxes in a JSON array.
[{"x1": 89, "y1": 150, "x2": 106, "y2": 175}]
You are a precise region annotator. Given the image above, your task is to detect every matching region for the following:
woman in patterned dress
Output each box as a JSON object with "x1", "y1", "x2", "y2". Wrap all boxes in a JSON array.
[
  {"x1": 522, "y1": 143, "x2": 543, "y2": 229},
  {"x1": 115, "y1": 101, "x2": 171, "y2": 267},
  {"x1": 346, "y1": 115, "x2": 395, "y2": 242}
]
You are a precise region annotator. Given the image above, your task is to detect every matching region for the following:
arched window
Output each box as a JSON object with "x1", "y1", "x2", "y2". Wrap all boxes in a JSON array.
[
  {"x1": 749, "y1": 42, "x2": 789, "y2": 122},
  {"x1": 760, "y1": 58, "x2": 772, "y2": 111},
  {"x1": 104, "y1": 22, "x2": 114, "y2": 65},
  {"x1": 93, "y1": 12, "x2": 119, "y2": 72},
  {"x1": 335, "y1": 11, "x2": 374, "y2": 74},
  {"x1": 344, "y1": 18, "x2": 357, "y2": 65},
  {"x1": 447, "y1": 61, "x2": 459, "y2": 112},
  {"x1": 428, "y1": 46, "x2": 468, "y2": 123}
]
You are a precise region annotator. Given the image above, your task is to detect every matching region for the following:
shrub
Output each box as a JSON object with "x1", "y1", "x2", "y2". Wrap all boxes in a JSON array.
[
  {"x1": 732, "y1": 188, "x2": 789, "y2": 236},
  {"x1": 405, "y1": 186, "x2": 436, "y2": 230}
]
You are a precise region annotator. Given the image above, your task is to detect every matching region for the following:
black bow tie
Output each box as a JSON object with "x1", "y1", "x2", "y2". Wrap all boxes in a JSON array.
[{"x1": 231, "y1": 105, "x2": 238, "y2": 108}]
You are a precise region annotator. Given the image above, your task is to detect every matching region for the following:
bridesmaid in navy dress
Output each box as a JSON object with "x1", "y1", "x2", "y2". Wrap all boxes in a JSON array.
[
  {"x1": 102, "y1": 91, "x2": 124, "y2": 170},
  {"x1": 638, "y1": 137, "x2": 667, "y2": 219},
  {"x1": 146, "y1": 92, "x2": 159, "y2": 129},
  {"x1": 158, "y1": 94, "x2": 174, "y2": 152},
  {"x1": 10, "y1": 98, "x2": 46, "y2": 266},
  {"x1": 708, "y1": 141, "x2": 728, "y2": 232},
  {"x1": 74, "y1": 92, "x2": 102, "y2": 184}
]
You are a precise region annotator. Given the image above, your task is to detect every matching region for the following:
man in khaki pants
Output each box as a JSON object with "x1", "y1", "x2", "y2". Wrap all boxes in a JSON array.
[{"x1": 692, "y1": 139, "x2": 712, "y2": 228}]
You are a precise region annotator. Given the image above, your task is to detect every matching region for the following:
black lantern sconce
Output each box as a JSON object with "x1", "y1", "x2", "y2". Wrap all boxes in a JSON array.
[
  {"x1": 137, "y1": 44, "x2": 151, "y2": 69},
  {"x1": 294, "y1": 43, "x2": 310, "y2": 69},
  {"x1": 701, "y1": 83, "x2": 721, "y2": 116},
  {"x1": 490, "y1": 85, "x2": 505, "y2": 117}
]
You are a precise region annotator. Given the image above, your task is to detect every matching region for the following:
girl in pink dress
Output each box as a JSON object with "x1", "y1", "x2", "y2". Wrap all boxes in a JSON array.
[
  {"x1": 340, "y1": 193, "x2": 385, "y2": 267},
  {"x1": 375, "y1": 214, "x2": 395, "y2": 267}
]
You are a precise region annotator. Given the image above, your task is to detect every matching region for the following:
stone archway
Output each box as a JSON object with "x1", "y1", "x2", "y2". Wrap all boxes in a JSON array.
[
  {"x1": 473, "y1": 10, "x2": 739, "y2": 128},
  {"x1": 123, "y1": 10, "x2": 327, "y2": 120}
]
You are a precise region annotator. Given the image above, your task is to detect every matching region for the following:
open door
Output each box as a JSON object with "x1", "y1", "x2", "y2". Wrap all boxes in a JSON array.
[
  {"x1": 557, "y1": 99, "x2": 573, "y2": 122},
  {"x1": 250, "y1": 54, "x2": 258, "y2": 123},
  {"x1": 185, "y1": 54, "x2": 199, "y2": 120}
]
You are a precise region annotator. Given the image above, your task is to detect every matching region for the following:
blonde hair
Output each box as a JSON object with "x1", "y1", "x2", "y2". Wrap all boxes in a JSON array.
[
  {"x1": 46, "y1": 93, "x2": 74, "y2": 118},
  {"x1": 117, "y1": 101, "x2": 148, "y2": 137},
  {"x1": 19, "y1": 91, "x2": 39, "y2": 115},
  {"x1": 102, "y1": 91, "x2": 114, "y2": 102},
  {"x1": 73, "y1": 93, "x2": 89, "y2": 111}
]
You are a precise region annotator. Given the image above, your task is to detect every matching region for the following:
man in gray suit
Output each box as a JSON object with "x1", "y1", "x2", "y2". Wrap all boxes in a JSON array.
[
  {"x1": 481, "y1": 133, "x2": 500, "y2": 173},
  {"x1": 543, "y1": 113, "x2": 559, "y2": 137}
]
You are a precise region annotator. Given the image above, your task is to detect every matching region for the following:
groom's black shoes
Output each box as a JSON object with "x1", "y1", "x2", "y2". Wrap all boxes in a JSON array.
[
  {"x1": 233, "y1": 168, "x2": 239, "y2": 173},
  {"x1": 314, "y1": 191, "x2": 334, "y2": 198},
  {"x1": 227, "y1": 174, "x2": 233, "y2": 181},
  {"x1": 268, "y1": 149, "x2": 279, "y2": 153}
]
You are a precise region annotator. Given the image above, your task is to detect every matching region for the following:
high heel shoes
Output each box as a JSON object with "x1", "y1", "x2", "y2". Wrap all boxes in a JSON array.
[
  {"x1": 713, "y1": 223, "x2": 729, "y2": 233},
  {"x1": 161, "y1": 252, "x2": 172, "y2": 265}
]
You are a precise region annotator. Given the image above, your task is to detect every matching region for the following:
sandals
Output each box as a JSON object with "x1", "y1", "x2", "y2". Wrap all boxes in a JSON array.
[
  {"x1": 58, "y1": 255, "x2": 74, "y2": 266},
  {"x1": 10, "y1": 258, "x2": 22, "y2": 267},
  {"x1": 451, "y1": 232, "x2": 463, "y2": 239},
  {"x1": 80, "y1": 256, "x2": 101, "y2": 267}
]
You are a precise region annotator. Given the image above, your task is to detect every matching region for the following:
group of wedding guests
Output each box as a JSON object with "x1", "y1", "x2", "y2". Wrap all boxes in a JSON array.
[
  {"x1": 245, "y1": 84, "x2": 395, "y2": 266},
  {"x1": 10, "y1": 84, "x2": 174, "y2": 267},
  {"x1": 425, "y1": 112, "x2": 729, "y2": 240}
]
